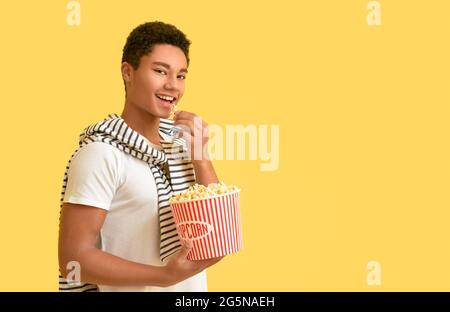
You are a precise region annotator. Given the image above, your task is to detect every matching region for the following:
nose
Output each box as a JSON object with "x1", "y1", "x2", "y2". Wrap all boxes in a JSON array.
[{"x1": 164, "y1": 73, "x2": 179, "y2": 91}]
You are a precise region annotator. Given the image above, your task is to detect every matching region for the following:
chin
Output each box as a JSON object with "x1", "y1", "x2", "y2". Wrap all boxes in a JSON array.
[
  {"x1": 142, "y1": 105, "x2": 168, "y2": 119},
  {"x1": 155, "y1": 111, "x2": 171, "y2": 120}
]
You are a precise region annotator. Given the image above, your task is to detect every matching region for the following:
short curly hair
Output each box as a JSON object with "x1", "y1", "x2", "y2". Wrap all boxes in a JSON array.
[{"x1": 122, "y1": 21, "x2": 191, "y2": 70}]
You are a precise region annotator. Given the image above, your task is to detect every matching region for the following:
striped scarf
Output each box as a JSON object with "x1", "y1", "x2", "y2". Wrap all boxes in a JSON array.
[{"x1": 59, "y1": 113, "x2": 195, "y2": 291}]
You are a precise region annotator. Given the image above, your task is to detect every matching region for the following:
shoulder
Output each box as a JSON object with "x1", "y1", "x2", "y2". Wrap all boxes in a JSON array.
[
  {"x1": 63, "y1": 142, "x2": 124, "y2": 209},
  {"x1": 74, "y1": 141, "x2": 123, "y2": 160},
  {"x1": 70, "y1": 142, "x2": 124, "y2": 173}
]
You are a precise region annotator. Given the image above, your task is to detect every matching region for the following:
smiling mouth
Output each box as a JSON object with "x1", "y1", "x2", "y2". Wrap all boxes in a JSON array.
[{"x1": 155, "y1": 94, "x2": 176, "y2": 104}]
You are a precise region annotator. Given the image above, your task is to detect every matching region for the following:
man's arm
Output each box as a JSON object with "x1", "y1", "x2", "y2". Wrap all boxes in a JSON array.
[
  {"x1": 59, "y1": 203, "x2": 170, "y2": 286},
  {"x1": 192, "y1": 159, "x2": 219, "y2": 186},
  {"x1": 59, "y1": 203, "x2": 219, "y2": 286}
]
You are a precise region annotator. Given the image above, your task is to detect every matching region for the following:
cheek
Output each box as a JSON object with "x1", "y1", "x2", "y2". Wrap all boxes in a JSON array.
[
  {"x1": 134, "y1": 75, "x2": 158, "y2": 96},
  {"x1": 178, "y1": 83, "x2": 186, "y2": 96}
]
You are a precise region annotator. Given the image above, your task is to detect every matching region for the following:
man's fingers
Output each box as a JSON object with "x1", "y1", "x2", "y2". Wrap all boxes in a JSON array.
[
  {"x1": 196, "y1": 256, "x2": 223, "y2": 269},
  {"x1": 174, "y1": 119, "x2": 195, "y2": 136},
  {"x1": 208, "y1": 256, "x2": 223, "y2": 265},
  {"x1": 178, "y1": 240, "x2": 193, "y2": 258},
  {"x1": 182, "y1": 239, "x2": 193, "y2": 249},
  {"x1": 174, "y1": 110, "x2": 198, "y2": 121}
]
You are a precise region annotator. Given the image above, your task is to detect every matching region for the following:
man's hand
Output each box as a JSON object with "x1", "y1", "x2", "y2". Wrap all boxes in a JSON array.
[
  {"x1": 174, "y1": 110, "x2": 209, "y2": 161},
  {"x1": 173, "y1": 110, "x2": 219, "y2": 185},
  {"x1": 164, "y1": 239, "x2": 223, "y2": 286}
]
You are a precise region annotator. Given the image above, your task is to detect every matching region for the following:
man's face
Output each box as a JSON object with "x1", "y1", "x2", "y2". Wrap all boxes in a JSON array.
[{"x1": 122, "y1": 44, "x2": 188, "y2": 118}]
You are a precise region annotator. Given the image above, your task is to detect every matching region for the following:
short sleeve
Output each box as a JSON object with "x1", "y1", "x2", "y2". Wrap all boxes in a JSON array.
[{"x1": 63, "y1": 142, "x2": 123, "y2": 210}]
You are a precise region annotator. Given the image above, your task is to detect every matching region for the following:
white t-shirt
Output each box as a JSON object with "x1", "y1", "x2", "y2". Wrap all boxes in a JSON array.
[{"x1": 63, "y1": 140, "x2": 207, "y2": 292}]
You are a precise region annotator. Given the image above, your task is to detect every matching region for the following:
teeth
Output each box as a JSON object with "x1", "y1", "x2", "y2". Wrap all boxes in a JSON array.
[{"x1": 156, "y1": 94, "x2": 175, "y2": 101}]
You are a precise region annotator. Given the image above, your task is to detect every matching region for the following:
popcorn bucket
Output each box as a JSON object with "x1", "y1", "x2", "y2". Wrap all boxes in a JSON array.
[{"x1": 170, "y1": 190, "x2": 243, "y2": 260}]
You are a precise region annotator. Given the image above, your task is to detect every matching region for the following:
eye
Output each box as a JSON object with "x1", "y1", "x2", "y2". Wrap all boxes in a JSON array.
[
  {"x1": 154, "y1": 69, "x2": 166, "y2": 75},
  {"x1": 178, "y1": 75, "x2": 186, "y2": 80}
]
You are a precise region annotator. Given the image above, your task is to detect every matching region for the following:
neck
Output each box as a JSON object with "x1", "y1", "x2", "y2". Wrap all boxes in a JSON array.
[{"x1": 120, "y1": 101, "x2": 161, "y2": 146}]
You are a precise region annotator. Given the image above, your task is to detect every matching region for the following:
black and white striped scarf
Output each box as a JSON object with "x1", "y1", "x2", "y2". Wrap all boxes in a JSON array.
[{"x1": 59, "y1": 113, "x2": 195, "y2": 291}]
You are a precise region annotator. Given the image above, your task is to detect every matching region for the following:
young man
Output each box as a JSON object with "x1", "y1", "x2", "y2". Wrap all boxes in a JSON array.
[{"x1": 58, "y1": 21, "x2": 222, "y2": 292}]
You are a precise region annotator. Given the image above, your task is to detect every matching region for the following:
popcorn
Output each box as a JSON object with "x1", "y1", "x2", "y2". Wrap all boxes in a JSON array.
[
  {"x1": 169, "y1": 104, "x2": 178, "y2": 120},
  {"x1": 170, "y1": 182, "x2": 243, "y2": 259},
  {"x1": 169, "y1": 182, "x2": 239, "y2": 203}
]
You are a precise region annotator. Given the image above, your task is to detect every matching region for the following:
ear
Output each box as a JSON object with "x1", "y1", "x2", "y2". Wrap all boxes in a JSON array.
[{"x1": 121, "y1": 62, "x2": 133, "y2": 83}]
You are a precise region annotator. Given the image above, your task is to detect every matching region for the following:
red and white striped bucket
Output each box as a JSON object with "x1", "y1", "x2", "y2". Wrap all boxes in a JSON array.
[{"x1": 170, "y1": 190, "x2": 243, "y2": 260}]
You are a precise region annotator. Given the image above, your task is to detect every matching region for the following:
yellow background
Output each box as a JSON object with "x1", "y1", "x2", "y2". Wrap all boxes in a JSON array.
[{"x1": 0, "y1": 0, "x2": 449, "y2": 291}]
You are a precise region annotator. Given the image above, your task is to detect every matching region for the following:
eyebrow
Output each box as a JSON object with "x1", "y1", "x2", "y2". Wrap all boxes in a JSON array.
[{"x1": 152, "y1": 61, "x2": 188, "y2": 74}]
